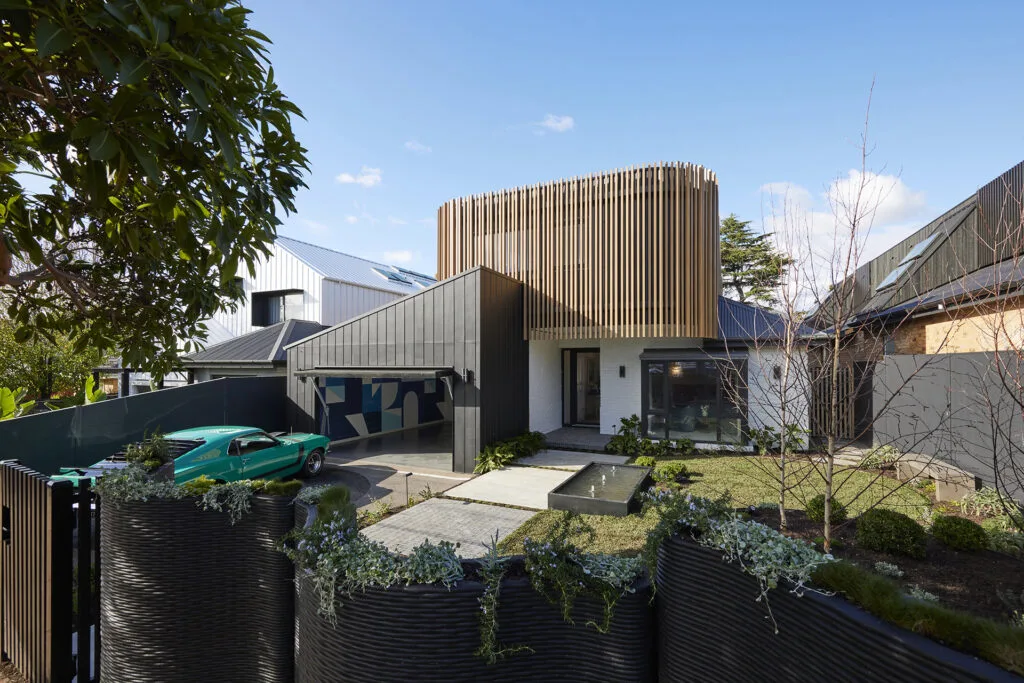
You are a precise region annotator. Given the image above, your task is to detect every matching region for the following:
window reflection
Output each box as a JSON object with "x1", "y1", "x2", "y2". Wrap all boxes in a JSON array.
[{"x1": 643, "y1": 358, "x2": 746, "y2": 444}]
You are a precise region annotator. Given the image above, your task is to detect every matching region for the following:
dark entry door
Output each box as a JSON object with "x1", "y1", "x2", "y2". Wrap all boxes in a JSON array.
[{"x1": 566, "y1": 349, "x2": 600, "y2": 426}]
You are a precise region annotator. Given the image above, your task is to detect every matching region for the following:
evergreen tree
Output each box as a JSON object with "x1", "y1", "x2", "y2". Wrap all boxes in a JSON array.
[{"x1": 720, "y1": 214, "x2": 792, "y2": 307}]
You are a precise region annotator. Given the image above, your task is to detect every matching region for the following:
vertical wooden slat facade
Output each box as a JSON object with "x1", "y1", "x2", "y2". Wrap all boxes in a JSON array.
[
  {"x1": 286, "y1": 268, "x2": 527, "y2": 473},
  {"x1": 0, "y1": 462, "x2": 74, "y2": 683},
  {"x1": 437, "y1": 162, "x2": 720, "y2": 341}
]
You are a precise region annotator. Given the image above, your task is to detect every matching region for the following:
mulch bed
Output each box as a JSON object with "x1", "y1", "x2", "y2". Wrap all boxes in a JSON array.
[{"x1": 752, "y1": 508, "x2": 1024, "y2": 622}]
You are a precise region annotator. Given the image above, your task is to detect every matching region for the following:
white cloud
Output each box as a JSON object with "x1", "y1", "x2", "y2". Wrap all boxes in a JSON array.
[
  {"x1": 535, "y1": 114, "x2": 575, "y2": 134},
  {"x1": 388, "y1": 216, "x2": 408, "y2": 225},
  {"x1": 344, "y1": 215, "x2": 359, "y2": 224},
  {"x1": 383, "y1": 250, "x2": 414, "y2": 264},
  {"x1": 335, "y1": 166, "x2": 382, "y2": 187},
  {"x1": 404, "y1": 140, "x2": 432, "y2": 154},
  {"x1": 758, "y1": 170, "x2": 930, "y2": 302},
  {"x1": 415, "y1": 217, "x2": 434, "y2": 225}
]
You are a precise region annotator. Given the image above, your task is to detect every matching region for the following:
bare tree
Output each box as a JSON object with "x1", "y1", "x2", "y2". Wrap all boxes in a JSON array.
[{"x1": 731, "y1": 82, "x2": 964, "y2": 551}]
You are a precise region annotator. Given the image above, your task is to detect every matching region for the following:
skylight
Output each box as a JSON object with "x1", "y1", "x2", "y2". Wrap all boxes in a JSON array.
[
  {"x1": 897, "y1": 233, "x2": 939, "y2": 266},
  {"x1": 372, "y1": 267, "x2": 411, "y2": 284},
  {"x1": 875, "y1": 262, "x2": 912, "y2": 292}
]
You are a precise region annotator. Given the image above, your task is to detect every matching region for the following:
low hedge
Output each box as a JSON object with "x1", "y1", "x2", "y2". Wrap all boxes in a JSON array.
[
  {"x1": 931, "y1": 515, "x2": 988, "y2": 552},
  {"x1": 812, "y1": 561, "x2": 1024, "y2": 675},
  {"x1": 856, "y1": 508, "x2": 926, "y2": 559}
]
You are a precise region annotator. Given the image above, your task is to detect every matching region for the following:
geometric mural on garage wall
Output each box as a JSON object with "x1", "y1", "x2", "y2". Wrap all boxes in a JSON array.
[{"x1": 318, "y1": 376, "x2": 448, "y2": 442}]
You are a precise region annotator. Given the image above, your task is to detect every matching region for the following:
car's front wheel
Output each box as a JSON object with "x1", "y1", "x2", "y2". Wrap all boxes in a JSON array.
[{"x1": 300, "y1": 448, "x2": 325, "y2": 478}]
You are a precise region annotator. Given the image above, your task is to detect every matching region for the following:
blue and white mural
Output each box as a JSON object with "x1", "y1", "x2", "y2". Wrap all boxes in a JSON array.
[{"x1": 319, "y1": 376, "x2": 450, "y2": 441}]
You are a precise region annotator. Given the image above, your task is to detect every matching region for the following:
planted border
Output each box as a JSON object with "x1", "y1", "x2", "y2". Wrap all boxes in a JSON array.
[
  {"x1": 657, "y1": 535, "x2": 1020, "y2": 683},
  {"x1": 291, "y1": 502, "x2": 654, "y2": 683},
  {"x1": 295, "y1": 561, "x2": 653, "y2": 683},
  {"x1": 99, "y1": 494, "x2": 296, "y2": 683}
]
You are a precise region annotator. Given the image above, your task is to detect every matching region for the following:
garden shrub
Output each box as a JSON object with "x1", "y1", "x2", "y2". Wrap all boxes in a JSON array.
[
  {"x1": 672, "y1": 438, "x2": 695, "y2": 456},
  {"x1": 607, "y1": 415, "x2": 644, "y2": 457},
  {"x1": 859, "y1": 444, "x2": 900, "y2": 469},
  {"x1": 811, "y1": 561, "x2": 1024, "y2": 675},
  {"x1": 931, "y1": 515, "x2": 988, "y2": 552},
  {"x1": 317, "y1": 485, "x2": 358, "y2": 528},
  {"x1": 749, "y1": 425, "x2": 779, "y2": 455},
  {"x1": 872, "y1": 561, "x2": 904, "y2": 578},
  {"x1": 855, "y1": 508, "x2": 926, "y2": 559},
  {"x1": 475, "y1": 431, "x2": 547, "y2": 473},
  {"x1": 634, "y1": 455, "x2": 656, "y2": 468},
  {"x1": 123, "y1": 432, "x2": 173, "y2": 472},
  {"x1": 805, "y1": 494, "x2": 848, "y2": 524},
  {"x1": 653, "y1": 461, "x2": 688, "y2": 484}
]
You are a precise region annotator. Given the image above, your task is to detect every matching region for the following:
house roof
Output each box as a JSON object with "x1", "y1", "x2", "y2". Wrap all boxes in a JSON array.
[
  {"x1": 276, "y1": 236, "x2": 435, "y2": 295},
  {"x1": 717, "y1": 297, "x2": 814, "y2": 342},
  {"x1": 183, "y1": 320, "x2": 327, "y2": 366}
]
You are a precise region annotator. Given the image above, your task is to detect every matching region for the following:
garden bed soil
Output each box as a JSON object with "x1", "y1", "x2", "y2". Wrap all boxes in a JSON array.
[{"x1": 754, "y1": 508, "x2": 1024, "y2": 622}]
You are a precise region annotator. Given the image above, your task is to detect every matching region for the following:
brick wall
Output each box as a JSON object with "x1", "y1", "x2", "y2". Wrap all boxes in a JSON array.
[{"x1": 891, "y1": 299, "x2": 1024, "y2": 355}]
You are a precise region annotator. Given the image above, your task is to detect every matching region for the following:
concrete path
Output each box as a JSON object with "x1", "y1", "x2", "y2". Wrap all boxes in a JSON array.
[
  {"x1": 361, "y1": 497, "x2": 535, "y2": 558},
  {"x1": 307, "y1": 461, "x2": 468, "y2": 512},
  {"x1": 443, "y1": 466, "x2": 575, "y2": 509},
  {"x1": 516, "y1": 449, "x2": 629, "y2": 470}
]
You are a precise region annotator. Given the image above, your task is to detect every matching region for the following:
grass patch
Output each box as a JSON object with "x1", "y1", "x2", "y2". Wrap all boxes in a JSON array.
[
  {"x1": 498, "y1": 506, "x2": 659, "y2": 557},
  {"x1": 662, "y1": 455, "x2": 929, "y2": 517},
  {"x1": 499, "y1": 455, "x2": 929, "y2": 558}
]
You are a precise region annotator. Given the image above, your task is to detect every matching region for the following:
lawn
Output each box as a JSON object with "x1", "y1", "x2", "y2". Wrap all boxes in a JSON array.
[{"x1": 498, "y1": 454, "x2": 931, "y2": 557}]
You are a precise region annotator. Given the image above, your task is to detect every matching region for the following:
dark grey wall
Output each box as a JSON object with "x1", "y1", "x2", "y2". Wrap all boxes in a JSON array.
[
  {"x1": 873, "y1": 352, "x2": 1023, "y2": 498},
  {"x1": 0, "y1": 376, "x2": 287, "y2": 474},
  {"x1": 286, "y1": 267, "x2": 527, "y2": 473}
]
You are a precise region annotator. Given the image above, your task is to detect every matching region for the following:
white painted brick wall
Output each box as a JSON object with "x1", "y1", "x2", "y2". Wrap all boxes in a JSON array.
[
  {"x1": 528, "y1": 340, "x2": 562, "y2": 433},
  {"x1": 747, "y1": 348, "x2": 809, "y2": 436}
]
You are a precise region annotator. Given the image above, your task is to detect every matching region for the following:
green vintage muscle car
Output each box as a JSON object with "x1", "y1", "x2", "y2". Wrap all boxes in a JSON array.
[{"x1": 52, "y1": 426, "x2": 329, "y2": 486}]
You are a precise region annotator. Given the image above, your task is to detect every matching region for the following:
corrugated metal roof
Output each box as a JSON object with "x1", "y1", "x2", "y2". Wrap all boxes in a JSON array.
[
  {"x1": 276, "y1": 236, "x2": 435, "y2": 295},
  {"x1": 183, "y1": 320, "x2": 327, "y2": 365},
  {"x1": 717, "y1": 297, "x2": 814, "y2": 341},
  {"x1": 857, "y1": 258, "x2": 1024, "y2": 323}
]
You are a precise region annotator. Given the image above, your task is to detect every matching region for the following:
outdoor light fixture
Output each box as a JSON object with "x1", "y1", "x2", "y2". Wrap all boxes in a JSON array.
[
  {"x1": 670, "y1": 363, "x2": 682, "y2": 377},
  {"x1": 619, "y1": 365, "x2": 625, "y2": 378}
]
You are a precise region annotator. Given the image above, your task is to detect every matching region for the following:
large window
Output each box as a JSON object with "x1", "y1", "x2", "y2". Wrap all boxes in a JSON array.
[
  {"x1": 252, "y1": 290, "x2": 304, "y2": 327},
  {"x1": 641, "y1": 356, "x2": 747, "y2": 444}
]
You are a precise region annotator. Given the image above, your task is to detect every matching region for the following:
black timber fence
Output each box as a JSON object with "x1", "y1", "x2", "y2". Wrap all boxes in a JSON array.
[
  {"x1": 0, "y1": 461, "x2": 99, "y2": 682},
  {"x1": 0, "y1": 376, "x2": 287, "y2": 475}
]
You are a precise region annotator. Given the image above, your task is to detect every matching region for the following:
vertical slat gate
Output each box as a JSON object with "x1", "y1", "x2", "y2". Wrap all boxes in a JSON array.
[
  {"x1": 811, "y1": 365, "x2": 858, "y2": 441},
  {"x1": 0, "y1": 461, "x2": 75, "y2": 683}
]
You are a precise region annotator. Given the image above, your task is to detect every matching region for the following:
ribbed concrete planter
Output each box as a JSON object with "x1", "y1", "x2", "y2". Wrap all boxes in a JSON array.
[
  {"x1": 100, "y1": 495, "x2": 296, "y2": 683},
  {"x1": 293, "y1": 504, "x2": 654, "y2": 683},
  {"x1": 656, "y1": 535, "x2": 1020, "y2": 683}
]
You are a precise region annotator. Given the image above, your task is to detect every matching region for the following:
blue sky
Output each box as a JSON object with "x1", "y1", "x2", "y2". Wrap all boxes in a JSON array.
[{"x1": 250, "y1": 1, "x2": 1024, "y2": 276}]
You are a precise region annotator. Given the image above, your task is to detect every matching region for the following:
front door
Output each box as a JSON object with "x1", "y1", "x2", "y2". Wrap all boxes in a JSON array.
[{"x1": 565, "y1": 349, "x2": 600, "y2": 426}]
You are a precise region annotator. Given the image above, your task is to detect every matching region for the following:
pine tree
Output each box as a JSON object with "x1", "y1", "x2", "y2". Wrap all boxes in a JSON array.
[{"x1": 720, "y1": 214, "x2": 792, "y2": 307}]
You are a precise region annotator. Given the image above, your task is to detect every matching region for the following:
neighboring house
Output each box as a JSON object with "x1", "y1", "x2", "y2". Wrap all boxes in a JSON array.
[
  {"x1": 286, "y1": 163, "x2": 812, "y2": 472},
  {"x1": 818, "y1": 159, "x2": 1024, "y2": 357},
  {"x1": 181, "y1": 320, "x2": 327, "y2": 382},
  {"x1": 211, "y1": 235, "x2": 435, "y2": 338},
  {"x1": 105, "y1": 236, "x2": 434, "y2": 395}
]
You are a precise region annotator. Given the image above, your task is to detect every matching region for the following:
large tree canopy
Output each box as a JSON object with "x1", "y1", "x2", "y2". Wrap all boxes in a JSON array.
[
  {"x1": 0, "y1": 0, "x2": 308, "y2": 377},
  {"x1": 720, "y1": 214, "x2": 792, "y2": 307}
]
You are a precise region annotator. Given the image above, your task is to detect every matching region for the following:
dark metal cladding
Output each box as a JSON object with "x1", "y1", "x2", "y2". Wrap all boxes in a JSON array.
[
  {"x1": 286, "y1": 267, "x2": 529, "y2": 473},
  {"x1": 656, "y1": 536, "x2": 1018, "y2": 683},
  {"x1": 98, "y1": 495, "x2": 296, "y2": 683}
]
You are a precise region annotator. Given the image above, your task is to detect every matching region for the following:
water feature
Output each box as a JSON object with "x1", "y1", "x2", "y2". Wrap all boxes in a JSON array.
[{"x1": 548, "y1": 462, "x2": 653, "y2": 516}]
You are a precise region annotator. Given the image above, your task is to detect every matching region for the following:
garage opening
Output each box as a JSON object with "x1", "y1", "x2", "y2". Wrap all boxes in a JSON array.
[{"x1": 297, "y1": 367, "x2": 456, "y2": 472}]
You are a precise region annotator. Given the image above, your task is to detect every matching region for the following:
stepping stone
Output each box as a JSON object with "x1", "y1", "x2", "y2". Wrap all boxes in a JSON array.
[
  {"x1": 444, "y1": 467, "x2": 576, "y2": 510},
  {"x1": 361, "y1": 497, "x2": 535, "y2": 558},
  {"x1": 516, "y1": 449, "x2": 629, "y2": 470}
]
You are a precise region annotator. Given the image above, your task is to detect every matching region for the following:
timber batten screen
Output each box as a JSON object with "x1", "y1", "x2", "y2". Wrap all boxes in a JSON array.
[{"x1": 437, "y1": 162, "x2": 720, "y2": 340}]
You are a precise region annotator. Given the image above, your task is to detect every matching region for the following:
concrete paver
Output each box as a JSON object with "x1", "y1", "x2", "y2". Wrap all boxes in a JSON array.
[
  {"x1": 361, "y1": 497, "x2": 535, "y2": 558},
  {"x1": 516, "y1": 449, "x2": 629, "y2": 470},
  {"x1": 443, "y1": 467, "x2": 575, "y2": 509}
]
